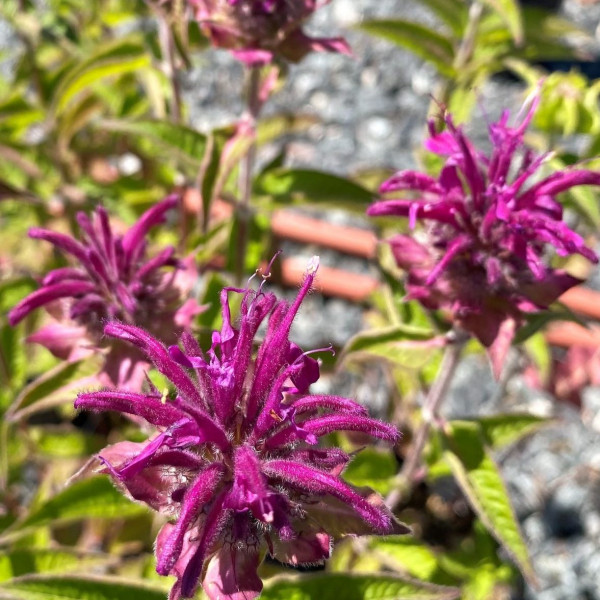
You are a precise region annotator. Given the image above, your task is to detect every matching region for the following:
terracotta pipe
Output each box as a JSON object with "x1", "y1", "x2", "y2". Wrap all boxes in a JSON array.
[
  {"x1": 545, "y1": 322, "x2": 600, "y2": 349},
  {"x1": 193, "y1": 193, "x2": 600, "y2": 328},
  {"x1": 279, "y1": 258, "x2": 378, "y2": 303},
  {"x1": 270, "y1": 212, "x2": 377, "y2": 259},
  {"x1": 558, "y1": 287, "x2": 600, "y2": 321}
]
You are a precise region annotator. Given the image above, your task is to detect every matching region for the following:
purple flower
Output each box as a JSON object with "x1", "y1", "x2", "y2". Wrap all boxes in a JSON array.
[
  {"x1": 75, "y1": 257, "x2": 407, "y2": 600},
  {"x1": 9, "y1": 196, "x2": 202, "y2": 387},
  {"x1": 368, "y1": 97, "x2": 600, "y2": 376},
  {"x1": 187, "y1": 0, "x2": 351, "y2": 65}
]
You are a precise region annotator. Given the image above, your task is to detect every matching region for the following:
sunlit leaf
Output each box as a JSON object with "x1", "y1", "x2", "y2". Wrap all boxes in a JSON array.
[
  {"x1": 419, "y1": 0, "x2": 467, "y2": 36},
  {"x1": 480, "y1": 0, "x2": 523, "y2": 44},
  {"x1": 443, "y1": 421, "x2": 535, "y2": 584},
  {"x1": 261, "y1": 573, "x2": 461, "y2": 600},
  {"x1": 8, "y1": 355, "x2": 103, "y2": 422},
  {"x1": 343, "y1": 448, "x2": 397, "y2": 495},
  {"x1": 341, "y1": 325, "x2": 442, "y2": 370},
  {"x1": 28, "y1": 427, "x2": 105, "y2": 458},
  {"x1": 99, "y1": 119, "x2": 208, "y2": 167},
  {"x1": 0, "y1": 549, "x2": 112, "y2": 583},
  {"x1": 357, "y1": 20, "x2": 456, "y2": 78},
  {"x1": 13, "y1": 477, "x2": 146, "y2": 533},
  {"x1": 477, "y1": 414, "x2": 549, "y2": 450},
  {"x1": 369, "y1": 538, "x2": 457, "y2": 586},
  {"x1": 53, "y1": 37, "x2": 151, "y2": 114},
  {"x1": 0, "y1": 574, "x2": 169, "y2": 600},
  {"x1": 254, "y1": 168, "x2": 374, "y2": 211}
]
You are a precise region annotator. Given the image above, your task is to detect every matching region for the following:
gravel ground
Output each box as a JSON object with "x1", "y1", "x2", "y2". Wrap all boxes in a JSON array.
[{"x1": 186, "y1": 2, "x2": 600, "y2": 599}]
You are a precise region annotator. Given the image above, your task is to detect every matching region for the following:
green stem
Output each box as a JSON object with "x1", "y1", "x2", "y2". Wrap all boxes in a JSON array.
[
  {"x1": 431, "y1": 0, "x2": 484, "y2": 121},
  {"x1": 386, "y1": 329, "x2": 468, "y2": 510},
  {"x1": 235, "y1": 66, "x2": 261, "y2": 284},
  {"x1": 157, "y1": 13, "x2": 183, "y2": 123}
]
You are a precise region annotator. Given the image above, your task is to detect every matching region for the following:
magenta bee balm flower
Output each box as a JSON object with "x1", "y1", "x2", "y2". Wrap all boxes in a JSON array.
[
  {"x1": 368, "y1": 97, "x2": 600, "y2": 376},
  {"x1": 9, "y1": 196, "x2": 201, "y2": 387},
  {"x1": 187, "y1": 0, "x2": 351, "y2": 65},
  {"x1": 75, "y1": 258, "x2": 407, "y2": 600}
]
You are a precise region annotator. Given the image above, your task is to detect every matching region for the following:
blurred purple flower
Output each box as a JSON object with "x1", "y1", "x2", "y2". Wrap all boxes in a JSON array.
[
  {"x1": 187, "y1": 0, "x2": 351, "y2": 65},
  {"x1": 75, "y1": 257, "x2": 407, "y2": 600},
  {"x1": 368, "y1": 97, "x2": 600, "y2": 376},
  {"x1": 9, "y1": 196, "x2": 202, "y2": 387}
]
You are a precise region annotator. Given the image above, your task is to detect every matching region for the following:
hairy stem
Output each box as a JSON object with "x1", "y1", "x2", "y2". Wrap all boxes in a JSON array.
[
  {"x1": 157, "y1": 14, "x2": 183, "y2": 123},
  {"x1": 431, "y1": 0, "x2": 484, "y2": 122},
  {"x1": 235, "y1": 66, "x2": 261, "y2": 284},
  {"x1": 386, "y1": 329, "x2": 468, "y2": 510}
]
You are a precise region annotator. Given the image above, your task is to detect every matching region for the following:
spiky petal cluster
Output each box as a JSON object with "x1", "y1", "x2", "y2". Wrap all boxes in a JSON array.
[
  {"x1": 368, "y1": 98, "x2": 600, "y2": 375},
  {"x1": 187, "y1": 0, "x2": 351, "y2": 65},
  {"x1": 75, "y1": 258, "x2": 406, "y2": 600},
  {"x1": 9, "y1": 196, "x2": 200, "y2": 386}
]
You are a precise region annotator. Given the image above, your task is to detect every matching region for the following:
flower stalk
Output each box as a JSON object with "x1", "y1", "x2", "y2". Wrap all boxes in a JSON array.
[
  {"x1": 235, "y1": 65, "x2": 261, "y2": 284},
  {"x1": 386, "y1": 329, "x2": 468, "y2": 509},
  {"x1": 157, "y1": 11, "x2": 183, "y2": 123}
]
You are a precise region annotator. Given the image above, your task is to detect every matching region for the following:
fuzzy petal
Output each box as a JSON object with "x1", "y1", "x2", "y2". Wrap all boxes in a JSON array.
[
  {"x1": 203, "y1": 546, "x2": 263, "y2": 600},
  {"x1": 270, "y1": 531, "x2": 331, "y2": 566},
  {"x1": 9, "y1": 281, "x2": 96, "y2": 325},
  {"x1": 121, "y1": 195, "x2": 178, "y2": 264},
  {"x1": 157, "y1": 462, "x2": 225, "y2": 575},
  {"x1": 27, "y1": 322, "x2": 92, "y2": 361},
  {"x1": 75, "y1": 390, "x2": 188, "y2": 427},
  {"x1": 263, "y1": 459, "x2": 395, "y2": 534}
]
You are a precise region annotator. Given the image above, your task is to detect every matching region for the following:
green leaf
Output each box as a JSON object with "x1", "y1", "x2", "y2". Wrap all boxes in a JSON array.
[
  {"x1": 53, "y1": 37, "x2": 151, "y2": 114},
  {"x1": 478, "y1": 414, "x2": 549, "y2": 450},
  {"x1": 438, "y1": 521, "x2": 516, "y2": 598},
  {"x1": 563, "y1": 179, "x2": 600, "y2": 228},
  {"x1": 341, "y1": 325, "x2": 441, "y2": 370},
  {"x1": 0, "y1": 324, "x2": 27, "y2": 406},
  {"x1": 0, "y1": 277, "x2": 36, "y2": 313},
  {"x1": 254, "y1": 168, "x2": 374, "y2": 211},
  {"x1": 419, "y1": 0, "x2": 467, "y2": 36},
  {"x1": 460, "y1": 563, "x2": 514, "y2": 600},
  {"x1": 357, "y1": 20, "x2": 456, "y2": 78},
  {"x1": 343, "y1": 448, "x2": 397, "y2": 495},
  {"x1": 443, "y1": 421, "x2": 535, "y2": 584},
  {"x1": 100, "y1": 119, "x2": 208, "y2": 167},
  {"x1": 28, "y1": 427, "x2": 105, "y2": 458},
  {"x1": 261, "y1": 573, "x2": 461, "y2": 600},
  {"x1": 369, "y1": 538, "x2": 457, "y2": 585},
  {"x1": 521, "y1": 8, "x2": 590, "y2": 61},
  {"x1": 523, "y1": 332, "x2": 551, "y2": 384},
  {"x1": 0, "y1": 575, "x2": 168, "y2": 600},
  {"x1": 0, "y1": 549, "x2": 112, "y2": 582},
  {"x1": 13, "y1": 477, "x2": 146, "y2": 533},
  {"x1": 513, "y1": 305, "x2": 585, "y2": 344},
  {"x1": 7, "y1": 355, "x2": 103, "y2": 422},
  {"x1": 480, "y1": 0, "x2": 523, "y2": 43},
  {"x1": 256, "y1": 114, "x2": 318, "y2": 147}
]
